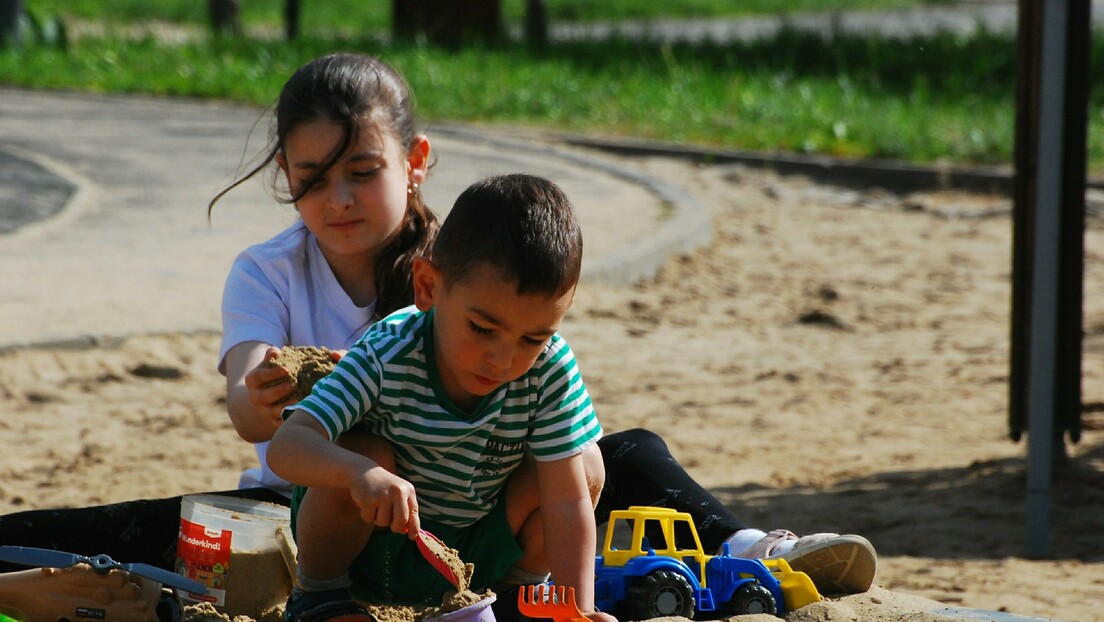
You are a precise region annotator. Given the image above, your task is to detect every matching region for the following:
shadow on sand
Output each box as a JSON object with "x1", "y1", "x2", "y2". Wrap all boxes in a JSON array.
[{"x1": 708, "y1": 439, "x2": 1104, "y2": 562}]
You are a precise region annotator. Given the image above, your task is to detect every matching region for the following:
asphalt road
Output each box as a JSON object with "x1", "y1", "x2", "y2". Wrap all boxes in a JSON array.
[{"x1": 0, "y1": 89, "x2": 707, "y2": 348}]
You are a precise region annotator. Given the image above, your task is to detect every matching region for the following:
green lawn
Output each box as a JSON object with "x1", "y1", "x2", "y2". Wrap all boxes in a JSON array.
[{"x1": 25, "y1": 1, "x2": 939, "y2": 33}]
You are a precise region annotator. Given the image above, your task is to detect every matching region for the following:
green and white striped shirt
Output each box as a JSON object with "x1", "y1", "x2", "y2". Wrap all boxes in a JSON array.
[{"x1": 289, "y1": 306, "x2": 602, "y2": 527}]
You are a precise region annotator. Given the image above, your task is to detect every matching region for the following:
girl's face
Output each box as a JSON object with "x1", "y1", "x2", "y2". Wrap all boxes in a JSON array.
[{"x1": 278, "y1": 118, "x2": 429, "y2": 269}]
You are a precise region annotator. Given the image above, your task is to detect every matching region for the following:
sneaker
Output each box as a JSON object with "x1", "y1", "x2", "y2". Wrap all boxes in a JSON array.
[
  {"x1": 283, "y1": 588, "x2": 378, "y2": 622},
  {"x1": 734, "y1": 529, "x2": 878, "y2": 595}
]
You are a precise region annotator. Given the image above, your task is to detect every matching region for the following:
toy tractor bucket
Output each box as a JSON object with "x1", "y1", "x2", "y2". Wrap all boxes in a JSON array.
[{"x1": 761, "y1": 558, "x2": 822, "y2": 611}]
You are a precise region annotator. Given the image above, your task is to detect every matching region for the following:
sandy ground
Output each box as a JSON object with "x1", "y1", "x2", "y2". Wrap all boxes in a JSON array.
[{"x1": 1, "y1": 157, "x2": 1102, "y2": 621}]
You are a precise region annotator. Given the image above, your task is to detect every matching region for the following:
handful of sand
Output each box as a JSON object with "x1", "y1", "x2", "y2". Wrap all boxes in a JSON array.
[{"x1": 269, "y1": 345, "x2": 337, "y2": 401}]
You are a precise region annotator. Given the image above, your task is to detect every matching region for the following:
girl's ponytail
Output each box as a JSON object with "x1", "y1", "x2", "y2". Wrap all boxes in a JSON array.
[{"x1": 373, "y1": 186, "x2": 438, "y2": 319}]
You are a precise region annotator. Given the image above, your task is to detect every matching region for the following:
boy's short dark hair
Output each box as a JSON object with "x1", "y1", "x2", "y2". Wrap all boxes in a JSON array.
[{"x1": 432, "y1": 174, "x2": 583, "y2": 296}]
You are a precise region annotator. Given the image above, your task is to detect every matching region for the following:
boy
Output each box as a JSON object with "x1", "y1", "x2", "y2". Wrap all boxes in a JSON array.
[{"x1": 268, "y1": 174, "x2": 615, "y2": 622}]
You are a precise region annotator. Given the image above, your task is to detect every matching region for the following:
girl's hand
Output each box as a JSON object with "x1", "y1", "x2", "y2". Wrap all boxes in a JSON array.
[
  {"x1": 242, "y1": 347, "x2": 298, "y2": 430},
  {"x1": 226, "y1": 342, "x2": 343, "y2": 443},
  {"x1": 348, "y1": 466, "x2": 421, "y2": 536},
  {"x1": 225, "y1": 341, "x2": 296, "y2": 442},
  {"x1": 585, "y1": 612, "x2": 618, "y2": 622}
]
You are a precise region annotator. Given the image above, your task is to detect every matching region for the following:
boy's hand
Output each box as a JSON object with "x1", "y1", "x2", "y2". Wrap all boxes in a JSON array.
[
  {"x1": 585, "y1": 612, "x2": 618, "y2": 622},
  {"x1": 348, "y1": 467, "x2": 421, "y2": 536}
]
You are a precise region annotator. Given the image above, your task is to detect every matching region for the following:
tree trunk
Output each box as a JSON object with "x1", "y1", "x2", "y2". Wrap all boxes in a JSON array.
[
  {"x1": 208, "y1": 0, "x2": 241, "y2": 36},
  {"x1": 524, "y1": 0, "x2": 548, "y2": 49},
  {"x1": 392, "y1": 0, "x2": 500, "y2": 48},
  {"x1": 285, "y1": 0, "x2": 301, "y2": 40},
  {"x1": 0, "y1": 0, "x2": 22, "y2": 48}
]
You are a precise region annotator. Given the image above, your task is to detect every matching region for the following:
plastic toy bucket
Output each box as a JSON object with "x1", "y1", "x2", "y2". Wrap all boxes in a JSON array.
[
  {"x1": 175, "y1": 494, "x2": 293, "y2": 617},
  {"x1": 423, "y1": 595, "x2": 497, "y2": 622}
]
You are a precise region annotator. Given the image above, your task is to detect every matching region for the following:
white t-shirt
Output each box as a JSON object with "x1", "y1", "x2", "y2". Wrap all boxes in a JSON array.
[{"x1": 218, "y1": 220, "x2": 377, "y2": 495}]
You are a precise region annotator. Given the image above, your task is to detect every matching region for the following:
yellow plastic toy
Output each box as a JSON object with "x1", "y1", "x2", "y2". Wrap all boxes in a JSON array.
[{"x1": 594, "y1": 506, "x2": 822, "y2": 618}]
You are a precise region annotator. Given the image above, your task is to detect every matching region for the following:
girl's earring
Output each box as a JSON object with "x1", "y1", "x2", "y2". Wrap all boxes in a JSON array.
[{"x1": 408, "y1": 181, "x2": 421, "y2": 199}]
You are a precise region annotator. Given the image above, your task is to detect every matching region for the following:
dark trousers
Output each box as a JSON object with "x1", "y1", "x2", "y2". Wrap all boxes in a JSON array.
[
  {"x1": 595, "y1": 428, "x2": 746, "y2": 553},
  {"x1": 0, "y1": 428, "x2": 745, "y2": 572}
]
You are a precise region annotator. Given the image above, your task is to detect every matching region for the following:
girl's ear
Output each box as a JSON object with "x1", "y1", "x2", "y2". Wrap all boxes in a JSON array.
[
  {"x1": 406, "y1": 135, "x2": 431, "y2": 187},
  {"x1": 412, "y1": 256, "x2": 439, "y2": 312}
]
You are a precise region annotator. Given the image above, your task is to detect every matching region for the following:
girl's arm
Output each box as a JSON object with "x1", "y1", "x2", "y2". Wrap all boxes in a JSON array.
[
  {"x1": 223, "y1": 340, "x2": 297, "y2": 443},
  {"x1": 268, "y1": 411, "x2": 421, "y2": 535},
  {"x1": 536, "y1": 453, "x2": 618, "y2": 622}
]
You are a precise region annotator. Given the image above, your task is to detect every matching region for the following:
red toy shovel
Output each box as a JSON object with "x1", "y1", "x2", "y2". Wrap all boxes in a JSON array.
[{"x1": 415, "y1": 529, "x2": 462, "y2": 588}]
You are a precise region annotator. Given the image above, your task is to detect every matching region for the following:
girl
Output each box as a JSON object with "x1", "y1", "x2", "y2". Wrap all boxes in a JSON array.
[{"x1": 212, "y1": 52, "x2": 438, "y2": 497}]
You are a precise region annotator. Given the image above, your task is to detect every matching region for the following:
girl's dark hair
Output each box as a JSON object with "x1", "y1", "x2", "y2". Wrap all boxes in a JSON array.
[
  {"x1": 433, "y1": 174, "x2": 583, "y2": 297},
  {"x1": 209, "y1": 52, "x2": 438, "y2": 320}
]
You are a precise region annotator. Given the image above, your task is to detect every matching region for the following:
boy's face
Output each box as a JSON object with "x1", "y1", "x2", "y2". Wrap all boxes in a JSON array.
[{"x1": 413, "y1": 259, "x2": 576, "y2": 411}]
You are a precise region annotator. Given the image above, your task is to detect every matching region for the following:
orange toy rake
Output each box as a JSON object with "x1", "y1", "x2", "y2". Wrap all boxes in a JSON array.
[{"x1": 517, "y1": 584, "x2": 588, "y2": 622}]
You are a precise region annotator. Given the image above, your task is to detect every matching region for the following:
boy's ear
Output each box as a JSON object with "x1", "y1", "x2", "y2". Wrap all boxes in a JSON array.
[
  {"x1": 406, "y1": 135, "x2": 431, "y2": 187},
  {"x1": 412, "y1": 256, "x2": 440, "y2": 312}
]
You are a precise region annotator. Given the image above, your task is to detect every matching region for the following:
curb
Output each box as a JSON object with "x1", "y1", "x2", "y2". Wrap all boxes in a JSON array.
[
  {"x1": 562, "y1": 134, "x2": 1015, "y2": 196},
  {"x1": 556, "y1": 133, "x2": 1104, "y2": 197}
]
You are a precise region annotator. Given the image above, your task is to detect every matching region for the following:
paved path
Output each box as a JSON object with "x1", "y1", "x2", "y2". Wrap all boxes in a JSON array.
[
  {"x1": 0, "y1": 89, "x2": 708, "y2": 348},
  {"x1": 549, "y1": 1, "x2": 1104, "y2": 43}
]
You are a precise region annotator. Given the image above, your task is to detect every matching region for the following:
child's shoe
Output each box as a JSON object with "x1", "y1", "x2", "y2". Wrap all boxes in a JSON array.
[
  {"x1": 283, "y1": 588, "x2": 378, "y2": 622},
  {"x1": 730, "y1": 528, "x2": 878, "y2": 595}
]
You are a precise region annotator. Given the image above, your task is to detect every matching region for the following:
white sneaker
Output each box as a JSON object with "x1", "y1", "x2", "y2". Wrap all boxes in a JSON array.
[{"x1": 733, "y1": 529, "x2": 878, "y2": 595}]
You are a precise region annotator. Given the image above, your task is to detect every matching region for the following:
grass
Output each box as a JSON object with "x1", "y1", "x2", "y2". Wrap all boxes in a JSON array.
[
  {"x1": 24, "y1": 1, "x2": 939, "y2": 33},
  {"x1": 4, "y1": 1, "x2": 1102, "y2": 170}
]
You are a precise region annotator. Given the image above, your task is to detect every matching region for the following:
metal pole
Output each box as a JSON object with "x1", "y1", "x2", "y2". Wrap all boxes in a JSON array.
[{"x1": 1025, "y1": 0, "x2": 1069, "y2": 558}]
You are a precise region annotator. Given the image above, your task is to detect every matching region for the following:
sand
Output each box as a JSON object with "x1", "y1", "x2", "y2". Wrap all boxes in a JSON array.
[
  {"x1": 270, "y1": 346, "x2": 338, "y2": 403},
  {"x1": 1, "y1": 157, "x2": 1102, "y2": 621}
]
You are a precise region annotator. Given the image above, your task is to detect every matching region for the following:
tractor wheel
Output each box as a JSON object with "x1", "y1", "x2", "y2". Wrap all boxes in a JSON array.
[
  {"x1": 625, "y1": 570, "x2": 695, "y2": 620},
  {"x1": 727, "y1": 583, "x2": 777, "y2": 616}
]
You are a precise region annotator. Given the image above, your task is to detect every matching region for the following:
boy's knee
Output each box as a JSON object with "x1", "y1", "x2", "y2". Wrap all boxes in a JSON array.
[{"x1": 583, "y1": 443, "x2": 605, "y2": 505}]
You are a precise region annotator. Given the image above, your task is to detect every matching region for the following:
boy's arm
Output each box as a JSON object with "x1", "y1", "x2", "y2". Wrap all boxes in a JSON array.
[
  {"x1": 535, "y1": 451, "x2": 615, "y2": 621},
  {"x1": 268, "y1": 410, "x2": 421, "y2": 535}
]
